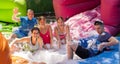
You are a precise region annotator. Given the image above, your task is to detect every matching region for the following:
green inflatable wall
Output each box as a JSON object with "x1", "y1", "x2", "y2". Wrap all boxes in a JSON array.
[{"x1": 0, "y1": 0, "x2": 26, "y2": 23}]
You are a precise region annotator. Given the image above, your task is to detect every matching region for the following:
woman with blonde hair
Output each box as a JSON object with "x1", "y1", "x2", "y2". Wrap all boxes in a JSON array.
[
  {"x1": 38, "y1": 16, "x2": 53, "y2": 49},
  {"x1": 54, "y1": 17, "x2": 71, "y2": 48}
]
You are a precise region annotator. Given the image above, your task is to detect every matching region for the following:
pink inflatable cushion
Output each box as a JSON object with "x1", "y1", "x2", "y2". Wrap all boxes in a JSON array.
[
  {"x1": 53, "y1": 0, "x2": 100, "y2": 20},
  {"x1": 51, "y1": 6, "x2": 119, "y2": 40},
  {"x1": 64, "y1": 7, "x2": 101, "y2": 39},
  {"x1": 101, "y1": 0, "x2": 120, "y2": 27}
]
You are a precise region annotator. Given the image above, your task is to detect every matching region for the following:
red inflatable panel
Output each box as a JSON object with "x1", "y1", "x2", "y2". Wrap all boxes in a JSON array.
[
  {"x1": 101, "y1": 0, "x2": 120, "y2": 35},
  {"x1": 104, "y1": 25, "x2": 119, "y2": 36},
  {"x1": 53, "y1": 0, "x2": 100, "y2": 20}
]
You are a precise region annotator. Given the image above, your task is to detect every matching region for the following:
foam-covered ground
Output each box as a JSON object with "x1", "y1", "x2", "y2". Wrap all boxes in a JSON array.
[
  {"x1": 12, "y1": 44, "x2": 79, "y2": 64},
  {"x1": 12, "y1": 37, "x2": 119, "y2": 64}
]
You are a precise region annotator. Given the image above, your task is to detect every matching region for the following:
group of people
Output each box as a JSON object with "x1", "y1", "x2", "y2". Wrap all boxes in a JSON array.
[
  {"x1": 9, "y1": 8, "x2": 70, "y2": 53},
  {"x1": 0, "y1": 8, "x2": 119, "y2": 64}
]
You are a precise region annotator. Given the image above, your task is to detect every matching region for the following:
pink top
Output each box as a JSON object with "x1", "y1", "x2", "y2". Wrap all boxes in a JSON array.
[
  {"x1": 40, "y1": 29, "x2": 50, "y2": 44},
  {"x1": 59, "y1": 33, "x2": 66, "y2": 40},
  {"x1": 55, "y1": 26, "x2": 66, "y2": 40}
]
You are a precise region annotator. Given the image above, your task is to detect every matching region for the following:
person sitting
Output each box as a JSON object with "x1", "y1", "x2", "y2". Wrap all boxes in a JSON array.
[
  {"x1": 10, "y1": 27, "x2": 43, "y2": 53},
  {"x1": 67, "y1": 21, "x2": 119, "y2": 59},
  {"x1": 0, "y1": 32, "x2": 12, "y2": 64},
  {"x1": 9, "y1": 8, "x2": 37, "y2": 42},
  {"x1": 54, "y1": 17, "x2": 71, "y2": 48},
  {"x1": 37, "y1": 16, "x2": 53, "y2": 49}
]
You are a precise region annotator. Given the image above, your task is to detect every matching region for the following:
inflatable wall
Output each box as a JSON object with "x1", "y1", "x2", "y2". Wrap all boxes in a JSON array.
[
  {"x1": 53, "y1": 0, "x2": 100, "y2": 20},
  {"x1": 53, "y1": 0, "x2": 120, "y2": 36},
  {"x1": 0, "y1": 0, "x2": 26, "y2": 23},
  {"x1": 101, "y1": 0, "x2": 120, "y2": 35}
]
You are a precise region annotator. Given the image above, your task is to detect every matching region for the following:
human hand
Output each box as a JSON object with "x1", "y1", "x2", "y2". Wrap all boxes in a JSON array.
[
  {"x1": 98, "y1": 42, "x2": 107, "y2": 51},
  {"x1": 10, "y1": 44, "x2": 21, "y2": 53},
  {"x1": 44, "y1": 45, "x2": 48, "y2": 49},
  {"x1": 13, "y1": 7, "x2": 19, "y2": 15}
]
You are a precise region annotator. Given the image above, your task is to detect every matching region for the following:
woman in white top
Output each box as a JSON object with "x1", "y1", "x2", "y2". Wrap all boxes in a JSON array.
[{"x1": 10, "y1": 27, "x2": 43, "y2": 53}]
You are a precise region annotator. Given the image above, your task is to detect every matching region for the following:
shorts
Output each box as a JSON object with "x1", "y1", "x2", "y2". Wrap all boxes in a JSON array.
[
  {"x1": 13, "y1": 29, "x2": 27, "y2": 38},
  {"x1": 75, "y1": 45, "x2": 90, "y2": 59}
]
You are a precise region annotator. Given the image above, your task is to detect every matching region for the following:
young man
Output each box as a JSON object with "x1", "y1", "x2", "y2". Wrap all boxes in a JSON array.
[
  {"x1": 9, "y1": 8, "x2": 37, "y2": 42},
  {"x1": 67, "y1": 21, "x2": 119, "y2": 59}
]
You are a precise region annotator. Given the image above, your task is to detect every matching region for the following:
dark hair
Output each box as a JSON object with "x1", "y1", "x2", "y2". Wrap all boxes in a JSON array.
[
  {"x1": 56, "y1": 17, "x2": 64, "y2": 21},
  {"x1": 38, "y1": 16, "x2": 46, "y2": 21},
  {"x1": 31, "y1": 27, "x2": 40, "y2": 33},
  {"x1": 94, "y1": 21, "x2": 104, "y2": 26}
]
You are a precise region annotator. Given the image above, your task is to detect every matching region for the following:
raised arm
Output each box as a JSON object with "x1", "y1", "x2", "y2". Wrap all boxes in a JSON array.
[{"x1": 12, "y1": 8, "x2": 20, "y2": 22}]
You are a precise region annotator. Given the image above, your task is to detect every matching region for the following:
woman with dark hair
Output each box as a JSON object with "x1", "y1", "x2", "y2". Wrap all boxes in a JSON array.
[
  {"x1": 54, "y1": 17, "x2": 71, "y2": 48},
  {"x1": 10, "y1": 27, "x2": 43, "y2": 53}
]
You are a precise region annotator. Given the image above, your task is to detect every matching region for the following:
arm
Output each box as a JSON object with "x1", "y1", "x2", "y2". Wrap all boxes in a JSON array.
[
  {"x1": 66, "y1": 25, "x2": 72, "y2": 45},
  {"x1": 105, "y1": 36, "x2": 119, "y2": 46},
  {"x1": 54, "y1": 27, "x2": 61, "y2": 48},
  {"x1": 38, "y1": 36, "x2": 44, "y2": 49},
  {"x1": 12, "y1": 8, "x2": 20, "y2": 22},
  {"x1": 49, "y1": 25, "x2": 53, "y2": 48},
  {"x1": 66, "y1": 25, "x2": 71, "y2": 41},
  {"x1": 10, "y1": 37, "x2": 29, "y2": 47},
  {"x1": 98, "y1": 36, "x2": 119, "y2": 51}
]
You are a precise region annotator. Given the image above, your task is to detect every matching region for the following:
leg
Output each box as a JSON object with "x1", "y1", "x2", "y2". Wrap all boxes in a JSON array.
[
  {"x1": 67, "y1": 43, "x2": 79, "y2": 59},
  {"x1": 75, "y1": 45, "x2": 89, "y2": 59}
]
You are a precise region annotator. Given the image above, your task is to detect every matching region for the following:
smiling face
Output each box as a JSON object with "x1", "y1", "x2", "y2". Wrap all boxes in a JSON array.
[
  {"x1": 57, "y1": 17, "x2": 64, "y2": 26},
  {"x1": 27, "y1": 9, "x2": 34, "y2": 20},
  {"x1": 31, "y1": 30, "x2": 39, "y2": 38},
  {"x1": 38, "y1": 16, "x2": 46, "y2": 25},
  {"x1": 31, "y1": 27, "x2": 40, "y2": 38}
]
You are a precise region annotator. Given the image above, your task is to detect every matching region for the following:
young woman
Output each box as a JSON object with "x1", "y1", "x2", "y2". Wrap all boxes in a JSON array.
[
  {"x1": 38, "y1": 16, "x2": 53, "y2": 49},
  {"x1": 54, "y1": 17, "x2": 71, "y2": 48},
  {"x1": 10, "y1": 27, "x2": 43, "y2": 53}
]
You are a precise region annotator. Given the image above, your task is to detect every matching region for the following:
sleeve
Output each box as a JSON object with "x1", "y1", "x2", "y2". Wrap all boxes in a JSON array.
[
  {"x1": 20, "y1": 17, "x2": 26, "y2": 23},
  {"x1": 34, "y1": 18, "x2": 37, "y2": 25},
  {"x1": 106, "y1": 32, "x2": 112, "y2": 40}
]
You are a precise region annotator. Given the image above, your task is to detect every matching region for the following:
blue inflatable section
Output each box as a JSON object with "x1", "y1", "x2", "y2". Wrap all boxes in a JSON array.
[{"x1": 78, "y1": 37, "x2": 120, "y2": 64}]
